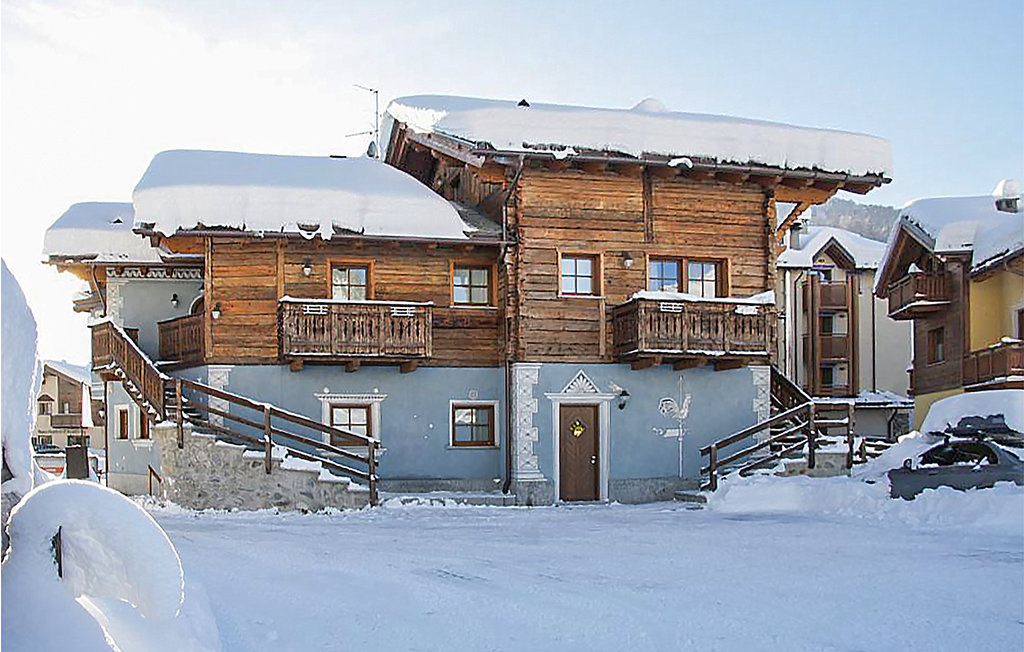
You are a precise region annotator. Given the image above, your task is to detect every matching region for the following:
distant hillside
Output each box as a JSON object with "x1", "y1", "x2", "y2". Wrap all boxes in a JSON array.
[{"x1": 807, "y1": 197, "x2": 899, "y2": 242}]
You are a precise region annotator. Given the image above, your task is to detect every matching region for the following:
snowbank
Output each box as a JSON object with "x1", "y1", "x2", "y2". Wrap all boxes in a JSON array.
[
  {"x1": 920, "y1": 389, "x2": 1024, "y2": 434},
  {"x1": 42, "y1": 202, "x2": 162, "y2": 262},
  {"x1": 386, "y1": 94, "x2": 892, "y2": 176},
  {"x1": 2, "y1": 260, "x2": 41, "y2": 516},
  {"x1": 133, "y1": 150, "x2": 476, "y2": 242},
  {"x1": 777, "y1": 225, "x2": 885, "y2": 269},
  {"x1": 1, "y1": 480, "x2": 220, "y2": 651}
]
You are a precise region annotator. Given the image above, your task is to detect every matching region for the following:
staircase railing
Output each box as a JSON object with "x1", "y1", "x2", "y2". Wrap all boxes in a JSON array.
[
  {"x1": 92, "y1": 320, "x2": 168, "y2": 421},
  {"x1": 169, "y1": 377, "x2": 380, "y2": 506},
  {"x1": 701, "y1": 365, "x2": 853, "y2": 491}
]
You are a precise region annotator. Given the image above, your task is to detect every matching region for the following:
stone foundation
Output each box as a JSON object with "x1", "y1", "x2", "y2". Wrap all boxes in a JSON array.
[{"x1": 153, "y1": 423, "x2": 370, "y2": 511}]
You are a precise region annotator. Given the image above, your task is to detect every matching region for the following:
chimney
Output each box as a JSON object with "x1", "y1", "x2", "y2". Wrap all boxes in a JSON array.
[
  {"x1": 992, "y1": 178, "x2": 1020, "y2": 213},
  {"x1": 789, "y1": 220, "x2": 804, "y2": 249}
]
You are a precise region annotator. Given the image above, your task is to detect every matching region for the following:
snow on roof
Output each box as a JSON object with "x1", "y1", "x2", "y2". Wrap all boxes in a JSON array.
[
  {"x1": 920, "y1": 389, "x2": 1024, "y2": 435},
  {"x1": 44, "y1": 360, "x2": 92, "y2": 386},
  {"x1": 386, "y1": 95, "x2": 892, "y2": 177},
  {"x1": 133, "y1": 150, "x2": 477, "y2": 241},
  {"x1": 777, "y1": 226, "x2": 885, "y2": 269},
  {"x1": 895, "y1": 193, "x2": 1023, "y2": 271},
  {"x1": 42, "y1": 202, "x2": 162, "y2": 263}
]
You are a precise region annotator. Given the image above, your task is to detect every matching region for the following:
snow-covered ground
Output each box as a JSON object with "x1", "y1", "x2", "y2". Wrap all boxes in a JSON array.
[{"x1": 149, "y1": 482, "x2": 1024, "y2": 652}]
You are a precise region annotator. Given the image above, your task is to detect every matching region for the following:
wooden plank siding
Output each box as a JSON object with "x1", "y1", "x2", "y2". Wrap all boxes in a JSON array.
[
  {"x1": 910, "y1": 258, "x2": 970, "y2": 396},
  {"x1": 512, "y1": 169, "x2": 772, "y2": 362},
  {"x1": 202, "y1": 236, "x2": 503, "y2": 367}
]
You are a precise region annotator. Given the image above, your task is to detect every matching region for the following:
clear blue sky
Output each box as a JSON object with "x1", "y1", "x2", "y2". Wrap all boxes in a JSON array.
[{"x1": 3, "y1": 0, "x2": 1022, "y2": 362}]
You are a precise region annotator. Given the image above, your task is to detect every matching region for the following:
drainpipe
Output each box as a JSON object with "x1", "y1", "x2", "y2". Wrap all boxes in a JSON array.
[{"x1": 871, "y1": 285, "x2": 877, "y2": 392}]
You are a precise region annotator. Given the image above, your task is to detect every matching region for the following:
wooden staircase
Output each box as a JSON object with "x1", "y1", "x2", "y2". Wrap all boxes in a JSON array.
[
  {"x1": 92, "y1": 320, "x2": 380, "y2": 505},
  {"x1": 700, "y1": 365, "x2": 854, "y2": 491}
]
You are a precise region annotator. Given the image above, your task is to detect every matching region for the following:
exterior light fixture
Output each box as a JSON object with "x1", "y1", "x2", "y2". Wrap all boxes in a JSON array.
[
  {"x1": 170, "y1": 293, "x2": 179, "y2": 308},
  {"x1": 617, "y1": 388, "x2": 631, "y2": 410},
  {"x1": 303, "y1": 259, "x2": 313, "y2": 276},
  {"x1": 211, "y1": 303, "x2": 222, "y2": 320},
  {"x1": 622, "y1": 252, "x2": 633, "y2": 269}
]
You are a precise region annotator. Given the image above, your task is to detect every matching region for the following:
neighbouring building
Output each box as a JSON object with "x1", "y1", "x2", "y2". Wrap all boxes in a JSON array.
[
  {"x1": 33, "y1": 361, "x2": 104, "y2": 451},
  {"x1": 874, "y1": 180, "x2": 1023, "y2": 429},
  {"x1": 776, "y1": 225, "x2": 913, "y2": 438},
  {"x1": 43, "y1": 95, "x2": 892, "y2": 507}
]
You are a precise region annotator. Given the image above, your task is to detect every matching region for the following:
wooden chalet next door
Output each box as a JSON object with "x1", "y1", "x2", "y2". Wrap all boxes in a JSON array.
[{"x1": 559, "y1": 404, "x2": 599, "y2": 501}]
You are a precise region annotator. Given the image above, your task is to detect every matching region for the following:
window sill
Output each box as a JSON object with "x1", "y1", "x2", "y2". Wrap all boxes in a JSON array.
[
  {"x1": 446, "y1": 444, "x2": 499, "y2": 451},
  {"x1": 558, "y1": 294, "x2": 606, "y2": 300},
  {"x1": 132, "y1": 439, "x2": 154, "y2": 448},
  {"x1": 449, "y1": 305, "x2": 498, "y2": 311}
]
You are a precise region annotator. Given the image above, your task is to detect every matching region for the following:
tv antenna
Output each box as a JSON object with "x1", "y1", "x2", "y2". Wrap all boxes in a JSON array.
[{"x1": 346, "y1": 84, "x2": 380, "y2": 158}]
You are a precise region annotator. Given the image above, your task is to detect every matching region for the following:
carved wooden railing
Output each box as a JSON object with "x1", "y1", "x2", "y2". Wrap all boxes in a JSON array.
[
  {"x1": 91, "y1": 321, "x2": 167, "y2": 421},
  {"x1": 279, "y1": 299, "x2": 433, "y2": 359},
  {"x1": 887, "y1": 272, "x2": 949, "y2": 319},
  {"x1": 963, "y1": 341, "x2": 1024, "y2": 388},
  {"x1": 612, "y1": 297, "x2": 774, "y2": 359},
  {"x1": 158, "y1": 314, "x2": 205, "y2": 365}
]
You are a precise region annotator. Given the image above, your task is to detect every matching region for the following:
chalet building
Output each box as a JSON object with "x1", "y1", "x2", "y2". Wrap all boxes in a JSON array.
[
  {"x1": 776, "y1": 225, "x2": 912, "y2": 439},
  {"x1": 33, "y1": 361, "x2": 104, "y2": 451},
  {"x1": 874, "y1": 180, "x2": 1024, "y2": 429},
  {"x1": 44, "y1": 96, "x2": 892, "y2": 507}
]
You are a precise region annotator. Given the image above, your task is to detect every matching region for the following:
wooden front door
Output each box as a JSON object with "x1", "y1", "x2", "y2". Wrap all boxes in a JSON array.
[{"x1": 559, "y1": 404, "x2": 599, "y2": 501}]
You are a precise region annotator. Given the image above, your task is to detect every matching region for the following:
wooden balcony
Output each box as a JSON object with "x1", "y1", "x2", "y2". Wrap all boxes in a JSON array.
[
  {"x1": 819, "y1": 334, "x2": 850, "y2": 360},
  {"x1": 49, "y1": 413, "x2": 84, "y2": 429},
  {"x1": 612, "y1": 297, "x2": 775, "y2": 368},
  {"x1": 963, "y1": 341, "x2": 1024, "y2": 390},
  {"x1": 279, "y1": 299, "x2": 433, "y2": 365},
  {"x1": 887, "y1": 272, "x2": 950, "y2": 320},
  {"x1": 814, "y1": 385, "x2": 853, "y2": 398},
  {"x1": 158, "y1": 314, "x2": 205, "y2": 367},
  {"x1": 818, "y1": 282, "x2": 849, "y2": 310}
]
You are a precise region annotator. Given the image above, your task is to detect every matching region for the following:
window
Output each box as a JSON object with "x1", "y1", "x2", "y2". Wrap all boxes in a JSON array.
[
  {"x1": 62, "y1": 402, "x2": 70, "y2": 414},
  {"x1": 927, "y1": 327, "x2": 945, "y2": 364},
  {"x1": 331, "y1": 264, "x2": 369, "y2": 301},
  {"x1": 38, "y1": 401, "x2": 51, "y2": 415},
  {"x1": 329, "y1": 404, "x2": 371, "y2": 447},
  {"x1": 1016, "y1": 308, "x2": 1024, "y2": 341},
  {"x1": 813, "y1": 266, "x2": 834, "y2": 283},
  {"x1": 139, "y1": 412, "x2": 150, "y2": 440},
  {"x1": 820, "y1": 365, "x2": 835, "y2": 388},
  {"x1": 68, "y1": 435, "x2": 87, "y2": 447},
  {"x1": 687, "y1": 261, "x2": 719, "y2": 297},
  {"x1": 117, "y1": 407, "x2": 129, "y2": 440},
  {"x1": 561, "y1": 255, "x2": 598, "y2": 296},
  {"x1": 453, "y1": 266, "x2": 492, "y2": 306},
  {"x1": 648, "y1": 259, "x2": 680, "y2": 292},
  {"x1": 34, "y1": 435, "x2": 53, "y2": 447},
  {"x1": 451, "y1": 404, "x2": 495, "y2": 447},
  {"x1": 820, "y1": 314, "x2": 835, "y2": 335}
]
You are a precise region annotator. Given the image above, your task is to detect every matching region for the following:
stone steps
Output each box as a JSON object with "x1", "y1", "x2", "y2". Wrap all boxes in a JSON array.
[{"x1": 379, "y1": 491, "x2": 517, "y2": 507}]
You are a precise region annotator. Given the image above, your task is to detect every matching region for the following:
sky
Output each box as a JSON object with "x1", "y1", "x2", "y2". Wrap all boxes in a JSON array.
[{"x1": 2, "y1": 0, "x2": 1022, "y2": 364}]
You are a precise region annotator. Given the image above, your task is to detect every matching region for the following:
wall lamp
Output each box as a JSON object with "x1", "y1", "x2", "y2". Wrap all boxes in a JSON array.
[
  {"x1": 617, "y1": 388, "x2": 631, "y2": 410},
  {"x1": 622, "y1": 251, "x2": 633, "y2": 269},
  {"x1": 170, "y1": 293, "x2": 179, "y2": 308},
  {"x1": 211, "y1": 303, "x2": 222, "y2": 320},
  {"x1": 303, "y1": 259, "x2": 313, "y2": 277}
]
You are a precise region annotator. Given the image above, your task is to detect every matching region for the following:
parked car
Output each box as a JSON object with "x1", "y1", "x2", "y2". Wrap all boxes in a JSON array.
[{"x1": 888, "y1": 438, "x2": 1024, "y2": 500}]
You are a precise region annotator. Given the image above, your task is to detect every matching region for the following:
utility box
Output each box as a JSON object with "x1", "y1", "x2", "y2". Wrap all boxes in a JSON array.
[{"x1": 65, "y1": 445, "x2": 89, "y2": 479}]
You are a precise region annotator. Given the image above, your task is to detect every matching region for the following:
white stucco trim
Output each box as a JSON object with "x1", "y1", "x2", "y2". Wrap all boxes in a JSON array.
[
  {"x1": 545, "y1": 371, "x2": 615, "y2": 502},
  {"x1": 315, "y1": 393, "x2": 386, "y2": 445},
  {"x1": 447, "y1": 399, "x2": 501, "y2": 449}
]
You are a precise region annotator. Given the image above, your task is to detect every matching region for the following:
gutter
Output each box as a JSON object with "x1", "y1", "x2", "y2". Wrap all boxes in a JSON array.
[{"x1": 134, "y1": 227, "x2": 508, "y2": 248}]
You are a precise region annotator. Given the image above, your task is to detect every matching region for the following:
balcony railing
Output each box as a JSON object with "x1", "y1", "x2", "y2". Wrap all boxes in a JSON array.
[
  {"x1": 92, "y1": 321, "x2": 167, "y2": 420},
  {"x1": 158, "y1": 314, "x2": 205, "y2": 366},
  {"x1": 820, "y1": 334, "x2": 850, "y2": 360},
  {"x1": 612, "y1": 296, "x2": 774, "y2": 361},
  {"x1": 963, "y1": 341, "x2": 1024, "y2": 389},
  {"x1": 279, "y1": 299, "x2": 433, "y2": 360},
  {"x1": 49, "y1": 413, "x2": 84, "y2": 429},
  {"x1": 887, "y1": 272, "x2": 949, "y2": 320},
  {"x1": 819, "y1": 282, "x2": 848, "y2": 310}
]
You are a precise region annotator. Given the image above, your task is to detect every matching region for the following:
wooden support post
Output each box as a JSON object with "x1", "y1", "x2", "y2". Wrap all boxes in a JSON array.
[
  {"x1": 845, "y1": 402, "x2": 855, "y2": 469},
  {"x1": 673, "y1": 358, "x2": 705, "y2": 371},
  {"x1": 368, "y1": 442, "x2": 378, "y2": 507},
  {"x1": 399, "y1": 361, "x2": 419, "y2": 374},
  {"x1": 708, "y1": 446, "x2": 718, "y2": 492},
  {"x1": 807, "y1": 404, "x2": 817, "y2": 469},
  {"x1": 53, "y1": 526, "x2": 63, "y2": 578},
  {"x1": 175, "y1": 378, "x2": 184, "y2": 449},
  {"x1": 263, "y1": 406, "x2": 273, "y2": 475}
]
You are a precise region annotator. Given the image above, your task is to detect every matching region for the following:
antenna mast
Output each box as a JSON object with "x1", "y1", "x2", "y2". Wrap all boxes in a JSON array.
[{"x1": 354, "y1": 84, "x2": 380, "y2": 158}]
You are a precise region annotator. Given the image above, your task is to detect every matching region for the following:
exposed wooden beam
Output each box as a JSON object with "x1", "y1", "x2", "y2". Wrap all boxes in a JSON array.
[
  {"x1": 579, "y1": 160, "x2": 607, "y2": 174},
  {"x1": 780, "y1": 177, "x2": 814, "y2": 189},
  {"x1": 673, "y1": 358, "x2": 706, "y2": 370},
  {"x1": 612, "y1": 162, "x2": 643, "y2": 178},
  {"x1": 544, "y1": 159, "x2": 570, "y2": 172},
  {"x1": 630, "y1": 355, "x2": 662, "y2": 371},
  {"x1": 681, "y1": 168, "x2": 712, "y2": 182},
  {"x1": 399, "y1": 361, "x2": 419, "y2": 374},
  {"x1": 842, "y1": 182, "x2": 875, "y2": 195},
  {"x1": 812, "y1": 179, "x2": 843, "y2": 192},
  {"x1": 715, "y1": 170, "x2": 749, "y2": 184},
  {"x1": 714, "y1": 359, "x2": 748, "y2": 371},
  {"x1": 775, "y1": 200, "x2": 813, "y2": 243},
  {"x1": 750, "y1": 174, "x2": 783, "y2": 188},
  {"x1": 345, "y1": 360, "x2": 360, "y2": 373},
  {"x1": 650, "y1": 166, "x2": 678, "y2": 179},
  {"x1": 289, "y1": 360, "x2": 304, "y2": 373}
]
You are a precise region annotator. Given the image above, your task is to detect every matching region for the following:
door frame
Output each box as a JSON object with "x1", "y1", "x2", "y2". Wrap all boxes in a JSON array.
[{"x1": 546, "y1": 394, "x2": 614, "y2": 502}]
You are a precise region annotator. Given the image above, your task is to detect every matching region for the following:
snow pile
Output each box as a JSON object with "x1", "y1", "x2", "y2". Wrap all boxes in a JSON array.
[
  {"x1": 777, "y1": 225, "x2": 886, "y2": 269},
  {"x1": 133, "y1": 150, "x2": 475, "y2": 241},
  {"x1": 1, "y1": 480, "x2": 220, "y2": 651},
  {"x1": 42, "y1": 202, "x2": 162, "y2": 262},
  {"x1": 919, "y1": 389, "x2": 1024, "y2": 434},
  {"x1": 386, "y1": 94, "x2": 892, "y2": 176},
  {"x1": 2, "y1": 259, "x2": 42, "y2": 550}
]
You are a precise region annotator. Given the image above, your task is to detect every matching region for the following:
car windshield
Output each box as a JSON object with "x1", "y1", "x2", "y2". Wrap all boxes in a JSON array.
[{"x1": 920, "y1": 442, "x2": 999, "y2": 467}]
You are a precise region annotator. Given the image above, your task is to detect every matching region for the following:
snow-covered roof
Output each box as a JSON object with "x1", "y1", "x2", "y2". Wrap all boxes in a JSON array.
[
  {"x1": 894, "y1": 193, "x2": 1023, "y2": 271},
  {"x1": 42, "y1": 202, "x2": 162, "y2": 263},
  {"x1": 778, "y1": 226, "x2": 885, "y2": 270},
  {"x1": 386, "y1": 95, "x2": 892, "y2": 177},
  {"x1": 44, "y1": 360, "x2": 92, "y2": 387},
  {"x1": 133, "y1": 150, "x2": 479, "y2": 241}
]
